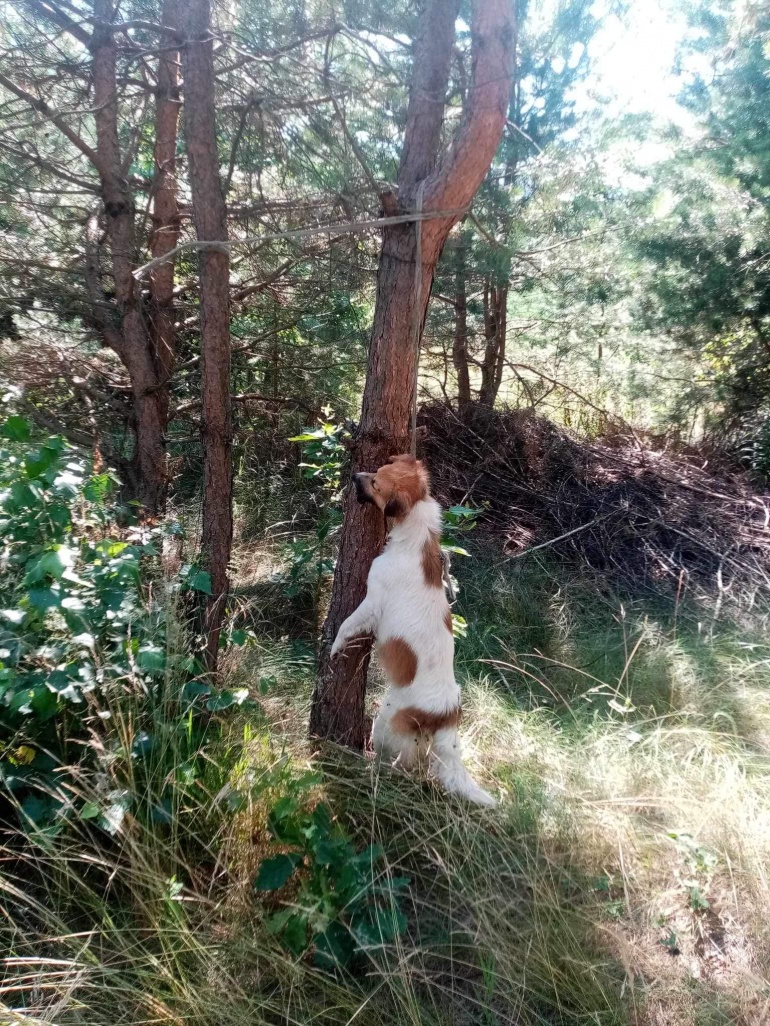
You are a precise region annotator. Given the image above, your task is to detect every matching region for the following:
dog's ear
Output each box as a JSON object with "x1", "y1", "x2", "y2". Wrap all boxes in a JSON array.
[
  {"x1": 389, "y1": 453, "x2": 416, "y2": 465},
  {"x1": 384, "y1": 492, "x2": 407, "y2": 518}
]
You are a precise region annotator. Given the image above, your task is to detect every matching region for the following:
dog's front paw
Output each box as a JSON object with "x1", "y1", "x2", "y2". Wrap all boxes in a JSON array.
[{"x1": 329, "y1": 637, "x2": 345, "y2": 659}]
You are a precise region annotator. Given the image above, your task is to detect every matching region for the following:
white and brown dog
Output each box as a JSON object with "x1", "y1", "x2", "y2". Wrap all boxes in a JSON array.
[{"x1": 330, "y1": 454, "x2": 495, "y2": 806}]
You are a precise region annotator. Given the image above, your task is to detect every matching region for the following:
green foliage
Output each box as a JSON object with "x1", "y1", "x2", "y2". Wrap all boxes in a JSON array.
[
  {"x1": 0, "y1": 418, "x2": 251, "y2": 834},
  {"x1": 255, "y1": 771, "x2": 409, "y2": 969},
  {"x1": 290, "y1": 419, "x2": 350, "y2": 494},
  {"x1": 278, "y1": 421, "x2": 349, "y2": 607},
  {"x1": 667, "y1": 830, "x2": 719, "y2": 912}
]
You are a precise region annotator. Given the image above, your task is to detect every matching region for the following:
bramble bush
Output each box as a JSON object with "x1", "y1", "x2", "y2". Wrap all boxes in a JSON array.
[
  {"x1": 253, "y1": 764, "x2": 410, "y2": 970},
  {"x1": 0, "y1": 415, "x2": 247, "y2": 835}
]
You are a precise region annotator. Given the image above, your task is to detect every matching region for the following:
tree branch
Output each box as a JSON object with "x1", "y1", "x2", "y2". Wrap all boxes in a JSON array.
[
  {"x1": 425, "y1": 0, "x2": 516, "y2": 237},
  {"x1": 0, "y1": 73, "x2": 104, "y2": 173},
  {"x1": 20, "y1": 0, "x2": 92, "y2": 46}
]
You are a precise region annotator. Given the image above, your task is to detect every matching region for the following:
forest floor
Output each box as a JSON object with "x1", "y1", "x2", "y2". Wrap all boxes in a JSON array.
[
  {"x1": 222, "y1": 412, "x2": 770, "y2": 1026},
  {"x1": 227, "y1": 536, "x2": 770, "y2": 1026}
]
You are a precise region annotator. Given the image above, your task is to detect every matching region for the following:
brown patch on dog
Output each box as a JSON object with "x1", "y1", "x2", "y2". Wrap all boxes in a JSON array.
[
  {"x1": 391, "y1": 705, "x2": 461, "y2": 736},
  {"x1": 378, "y1": 637, "x2": 417, "y2": 687},
  {"x1": 372, "y1": 456, "x2": 430, "y2": 518},
  {"x1": 422, "y1": 533, "x2": 444, "y2": 588},
  {"x1": 443, "y1": 608, "x2": 453, "y2": 634}
]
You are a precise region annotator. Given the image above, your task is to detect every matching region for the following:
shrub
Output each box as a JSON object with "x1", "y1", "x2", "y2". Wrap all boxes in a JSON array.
[{"x1": 0, "y1": 416, "x2": 243, "y2": 835}]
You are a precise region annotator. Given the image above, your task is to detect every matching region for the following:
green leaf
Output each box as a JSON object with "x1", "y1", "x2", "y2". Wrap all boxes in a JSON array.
[
  {"x1": 352, "y1": 843, "x2": 384, "y2": 866},
  {"x1": 24, "y1": 547, "x2": 74, "y2": 583},
  {"x1": 185, "y1": 568, "x2": 212, "y2": 595},
  {"x1": 289, "y1": 430, "x2": 326, "y2": 442},
  {"x1": 26, "y1": 588, "x2": 60, "y2": 611},
  {"x1": 25, "y1": 445, "x2": 60, "y2": 480},
  {"x1": 83, "y1": 473, "x2": 112, "y2": 502},
  {"x1": 80, "y1": 801, "x2": 101, "y2": 821},
  {"x1": 181, "y1": 680, "x2": 212, "y2": 704},
  {"x1": 98, "y1": 792, "x2": 131, "y2": 836},
  {"x1": 2, "y1": 415, "x2": 31, "y2": 442},
  {"x1": 370, "y1": 904, "x2": 408, "y2": 942},
  {"x1": 265, "y1": 906, "x2": 295, "y2": 935},
  {"x1": 206, "y1": 690, "x2": 236, "y2": 712},
  {"x1": 282, "y1": 913, "x2": 310, "y2": 956},
  {"x1": 31, "y1": 686, "x2": 58, "y2": 720},
  {"x1": 441, "y1": 544, "x2": 470, "y2": 557},
  {"x1": 314, "y1": 837, "x2": 349, "y2": 866},
  {"x1": 688, "y1": 887, "x2": 710, "y2": 911},
  {"x1": 314, "y1": 921, "x2": 355, "y2": 969},
  {"x1": 151, "y1": 796, "x2": 173, "y2": 825},
  {"x1": 21, "y1": 795, "x2": 48, "y2": 826},
  {"x1": 254, "y1": 853, "x2": 301, "y2": 891},
  {"x1": 135, "y1": 645, "x2": 166, "y2": 674}
]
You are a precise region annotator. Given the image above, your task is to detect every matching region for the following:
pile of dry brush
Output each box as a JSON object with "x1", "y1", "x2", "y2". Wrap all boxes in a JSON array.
[{"x1": 420, "y1": 402, "x2": 770, "y2": 613}]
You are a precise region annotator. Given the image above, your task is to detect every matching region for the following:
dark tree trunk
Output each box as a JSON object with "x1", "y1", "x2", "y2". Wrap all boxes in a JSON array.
[
  {"x1": 310, "y1": 0, "x2": 515, "y2": 748},
  {"x1": 147, "y1": 0, "x2": 182, "y2": 433},
  {"x1": 11, "y1": 0, "x2": 178, "y2": 515},
  {"x1": 90, "y1": 0, "x2": 170, "y2": 515},
  {"x1": 182, "y1": 0, "x2": 233, "y2": 670},
  {"x1": 452, "y1": 236, "x2": 471, "y2": 409},
  {"x1": 478, "y1": 279, "x2": 508, "y2": 407}
]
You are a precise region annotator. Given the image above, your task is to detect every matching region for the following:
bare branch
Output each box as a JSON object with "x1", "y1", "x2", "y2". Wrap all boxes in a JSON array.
[{"x1": 0, "y1": 73, "x2": 104, "y2": 173}]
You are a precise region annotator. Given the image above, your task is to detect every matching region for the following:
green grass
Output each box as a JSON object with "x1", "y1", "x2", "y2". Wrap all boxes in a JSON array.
[{"x1": 3, "y1": 543, "x2": 770, "y2": 1025}]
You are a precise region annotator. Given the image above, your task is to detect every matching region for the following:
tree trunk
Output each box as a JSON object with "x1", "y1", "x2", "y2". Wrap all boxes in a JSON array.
[
  {"x1": 478, "y1": 279, "x2": 508, "y2": 407},
  {"x1": 310, "y1": 0, "x2": 515, "y2": 748},
  {"x1": 10, "y1": 1, "x2": 177, "y2": 514},
  {"x1": 147, "y1": 0, "x2": 182, "y2": 434},
  {"x1": 182, "y1": 0, "x2": 233, "y2": 670},
  {"x1": 90, "y1": 1, "x2": 170, "y2": 515},
  {"x1": 452, "y1": 236, "x2": 471, "y2": 409}
]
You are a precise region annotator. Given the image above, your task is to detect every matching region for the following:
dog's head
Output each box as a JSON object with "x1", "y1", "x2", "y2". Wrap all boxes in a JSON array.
[{"x1": 353, "y1": 454, "x2": 429, "y2": 518}]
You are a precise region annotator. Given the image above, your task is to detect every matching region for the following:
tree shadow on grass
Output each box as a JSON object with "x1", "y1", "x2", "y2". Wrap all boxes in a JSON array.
[
  {"x1": 316, "y1": 748, "x2": 631, "y2": 1026},
  {"x1": 453, "y1": 545, "x2": 770, "y2": 756}
]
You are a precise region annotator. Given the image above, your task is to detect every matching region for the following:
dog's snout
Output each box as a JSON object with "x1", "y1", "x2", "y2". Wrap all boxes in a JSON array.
[{"x1": 353, "y1": 471, "x2": 374, "y2": 505}]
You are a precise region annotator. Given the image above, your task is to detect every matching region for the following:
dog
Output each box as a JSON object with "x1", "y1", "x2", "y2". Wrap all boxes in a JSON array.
[{"x1": 330, "y1": 454, "x2": 496, "y2": 807}]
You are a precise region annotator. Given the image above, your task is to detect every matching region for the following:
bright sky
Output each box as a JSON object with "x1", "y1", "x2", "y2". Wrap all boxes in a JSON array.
[{"x1": 574, "y1": 0, "x2": 698, "y2": 127}]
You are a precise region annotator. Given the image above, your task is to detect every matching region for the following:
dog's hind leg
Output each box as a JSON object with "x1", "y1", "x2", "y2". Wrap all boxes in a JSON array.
[
  {"x1": 429, "y1": 727, "x2": 496, "y2": 807},
  {"x1": 372, "y1": 702, "x2": 419, "y2": 770}
]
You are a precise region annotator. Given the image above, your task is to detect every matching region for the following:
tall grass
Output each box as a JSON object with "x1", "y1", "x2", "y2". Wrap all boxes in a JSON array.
[{"x1": 3, "y1": 543, "x2": 770, "y2": 1025}]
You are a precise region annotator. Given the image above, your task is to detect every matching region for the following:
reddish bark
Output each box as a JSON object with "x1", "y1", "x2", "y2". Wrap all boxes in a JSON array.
[
  {"x1": 148, "y1": 0, "x2": 182, "y2": 430},
  {"x1": 182, "y1": 0, "x2": 233, "y2": 669},
  {"x1": 311, "y1": 0, "x2": 516, "y2": 747},
  {"x1": 89, "y1": 0, "x2": 170, "y2": 514}
]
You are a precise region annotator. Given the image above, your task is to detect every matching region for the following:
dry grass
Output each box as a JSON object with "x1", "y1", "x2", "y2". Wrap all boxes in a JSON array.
[{"x1": 4, "y1": 546, "x2": 770, "y2": 1026}]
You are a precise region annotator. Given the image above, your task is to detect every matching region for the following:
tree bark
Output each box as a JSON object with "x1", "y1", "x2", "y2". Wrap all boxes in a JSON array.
[
  {"x1": 452, "y1": 236, "x2": 471, "y2": 409},
  {"x1": 182, "y1": 0, "x2": 233, "y2": 670},
  {"x1": 310, "y1": 0, "x2": 515, "y2": 748},
  {"x1": 147, "y1": 0, "x2": 182, "y2": 434},
  {"x1": 90, "y1": 0, "x2": 170, "y2": 514},
  {"x1": 478, "y1": 279, "x2": 508, "y2": 407}
]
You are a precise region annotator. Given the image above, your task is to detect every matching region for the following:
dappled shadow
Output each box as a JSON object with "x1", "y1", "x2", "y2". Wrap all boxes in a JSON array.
[
  {"x1": 452, "y1": 540, "x2": 770, "y2": 757},
  {"x1": 315, "y1": 748, "x2": 631, "y2": 1026}
]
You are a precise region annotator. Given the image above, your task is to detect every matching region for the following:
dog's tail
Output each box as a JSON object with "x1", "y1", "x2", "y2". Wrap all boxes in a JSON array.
[{"x1": 430, "y1": 730, "x2": 496, "y2": 807}]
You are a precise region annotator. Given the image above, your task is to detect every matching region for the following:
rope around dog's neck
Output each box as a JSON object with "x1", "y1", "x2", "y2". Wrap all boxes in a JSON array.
[{"x1": 409, "y1": 180, "x2": 426, "y2": 458}]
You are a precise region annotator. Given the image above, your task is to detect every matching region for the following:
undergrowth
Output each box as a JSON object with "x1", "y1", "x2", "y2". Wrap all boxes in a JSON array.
[{"x1": 4, "y1": 436, "x2": 770, "y2": 1025}]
